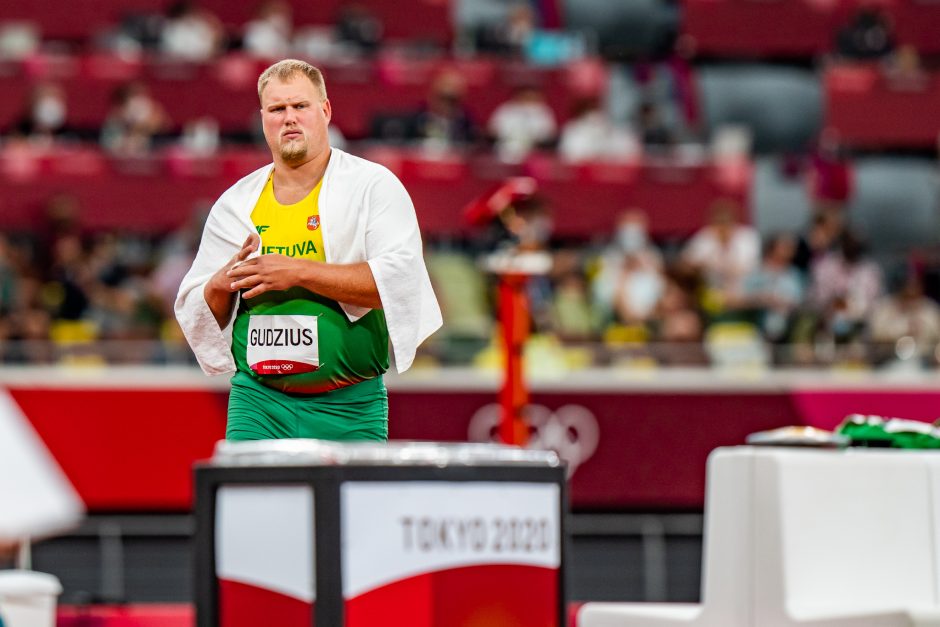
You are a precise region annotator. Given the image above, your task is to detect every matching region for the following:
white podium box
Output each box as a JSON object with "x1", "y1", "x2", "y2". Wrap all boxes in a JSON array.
[
  {"x1": 0, "y1": 570, "x2": 62, "y2": 627},
  {"x1": 580, "y1": 447, "x2": 940, "y2": 627},
  {"x1": 195, "y1": 440, "x2": 567, "y2": 627}
]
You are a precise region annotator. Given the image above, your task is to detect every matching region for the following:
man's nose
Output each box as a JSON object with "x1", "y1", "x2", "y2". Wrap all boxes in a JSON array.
[{"x1": 284, "y1": 106, "x2": 298, "y2": 122}]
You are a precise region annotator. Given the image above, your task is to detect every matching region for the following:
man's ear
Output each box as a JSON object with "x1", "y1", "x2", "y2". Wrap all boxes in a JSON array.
[{"x1": 322, "y1": 99, "x2": 332, "y2": 124}]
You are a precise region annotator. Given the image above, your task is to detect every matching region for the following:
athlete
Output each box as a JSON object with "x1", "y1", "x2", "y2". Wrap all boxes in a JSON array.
[{"x1": 175, "y1": 59, "x2": 442, "y2": 441}]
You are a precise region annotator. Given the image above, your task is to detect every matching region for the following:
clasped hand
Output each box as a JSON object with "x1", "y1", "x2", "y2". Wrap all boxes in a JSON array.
[{"x1": 227, "y1": 253, "x2": 308, "y2": 299}]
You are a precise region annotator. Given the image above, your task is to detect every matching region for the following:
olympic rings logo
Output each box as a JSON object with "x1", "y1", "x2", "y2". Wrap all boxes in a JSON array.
[{"x1": 468, "y1": 403, "x2": 600, "y2": 478}]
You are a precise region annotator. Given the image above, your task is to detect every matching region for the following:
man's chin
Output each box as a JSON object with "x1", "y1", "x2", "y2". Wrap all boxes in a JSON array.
[{"x1": 280, "y1": 145, "x2": 308, "y2": 165}]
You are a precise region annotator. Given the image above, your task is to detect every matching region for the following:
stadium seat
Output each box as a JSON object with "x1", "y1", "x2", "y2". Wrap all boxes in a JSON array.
[
  {"x1": 698, "y1": 66, "x2": 822, "y2": 153},
  {"x1": 849, "y1": 158, "x2": 940, "y2": 256},
  {"x1": 579, "y1": 447, "x2": 940, "y2": 627},
  {"x1": 751, "y1": 156, "x2": 813, "y2": 237}
]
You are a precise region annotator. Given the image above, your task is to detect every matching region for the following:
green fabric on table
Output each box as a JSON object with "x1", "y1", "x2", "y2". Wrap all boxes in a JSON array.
[{"x1": 837, "y1": 415, "x2": 940, "y2": 449}]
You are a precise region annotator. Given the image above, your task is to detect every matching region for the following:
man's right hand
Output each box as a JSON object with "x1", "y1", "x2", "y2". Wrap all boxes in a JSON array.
[{"x1": 204, "y1": 233, "x2": 260, "y2": 328}]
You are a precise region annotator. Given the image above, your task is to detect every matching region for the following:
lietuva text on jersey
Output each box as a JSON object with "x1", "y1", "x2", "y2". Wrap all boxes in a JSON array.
[{"x1": 262, "y1": 241, "x2": 319, "y2": 256}]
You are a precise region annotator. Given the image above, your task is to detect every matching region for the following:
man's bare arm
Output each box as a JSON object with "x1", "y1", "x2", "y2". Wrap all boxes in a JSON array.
[
  {"x1": 226, "y1": 255, "x2": 382, "y2": 309},
  {"x1": 204, "y1": 234, "x2": 260, "y2": 328}
]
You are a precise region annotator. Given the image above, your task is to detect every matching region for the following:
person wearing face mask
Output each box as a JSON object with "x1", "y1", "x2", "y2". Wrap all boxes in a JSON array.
[
  {"x1": 612, "y1": 253, "x2": 666, "y2": 327},
  {"x1": 592, "y1": 210, "x2": 663, "y2": 324},
  {"x1": 13, "y1": 83, "x2": 69, "y2": 144},
  {"x1": 616, "y1": 218, "x2": 649, "y2": 254}
]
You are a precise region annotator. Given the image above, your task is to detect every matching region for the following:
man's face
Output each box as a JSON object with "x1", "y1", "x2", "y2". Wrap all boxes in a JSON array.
[{"x1": 260, "y1": 73, "x2": 331, "y2": 166}]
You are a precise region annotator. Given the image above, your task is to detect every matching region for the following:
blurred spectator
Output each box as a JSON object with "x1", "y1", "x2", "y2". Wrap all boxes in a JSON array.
[
  {"x1": 638, "y1": 101, "x2": 674, "y2": 147},
  {"x1": 85, "y1": 233, "x2": 161, "y2": 344},
  {"x1": 592, "y1": 211, "x2": 663, "y2": 324},
  {"x1": 411, "y1": 69, "x2": 477, "y2": 148},
  {"x1": 488, "y1": 86, "x2": 557, "y2": 163},
  {"x1": 180, "y1": 117, "x2": 220, "y2": 156},
  {"x1": 150, "y1": 205, "x2": 208, "y2": 317},
  {"x1": 810, "y1": 231, "x2": 883, "y2": 341},
  {"x1": 95, "y1": 11, "x2": 162, "y2": 56},
  {"x1": 634, "y1": 33, "x2": 701, "y2": 140},
  {"x1": 160, "y1": 0, "x2": 224, "y2": 61},
  {"x1": 503, "y1": 2, "x2": 536, "y2": 54},
  {"x1": 502, "y1": 194, "x2": 553, "y2": 253},
  {"x1": 611, "y1": 252, "x2": 666, "y2": 328},
  {"x1": 558, "y1": 98, "x2": 640, "y2": 163},
  {"x1": 5, "y1": 308, "x2": 54, "y2": 364},
  {"x1": 0, "y1": 235, "x2": 19, "y2": 316},
  {"x1": 793, "y1": 210, "x2": 844, "y2": 275},
  {"x1": 526, "y1": 30, "x2": 585, "y2": 67},
  {"x1": 243, "y1": 0, "x2": 293, "y2": 59},
  {"x1": 551, "y1": 271, "x2": 596, "y2": 340},
  {"x1": 470, "y1": 2, "x2": 581, "y2": 65},
  {"x1": 0, "y1": 21, "x2": 40, "y2": 60},
  {"x1": 869, "y1": 272, "x2": 940, "y2": 349},
  {"x1": 655, "y1": 274, "x2": 704, "y2": 344},
  {"x1": 680, "y1": 201, "x2": 760, "y2": 306},
  {"x1": 83, "y1": 234, "x2": 127, "y2": 339},
  {"x1": 11, "y1": 83, "x2": 70, "y2": 145},
  {"x1": 808, "y1": 128, "x2": 853, "y2": 212},
  {"x1": 44, "y1": 234, "x2": 91, "y2": 321},
  {"x1": 36, "y1": 191, "x2": 80, "y2": 246},
  {"x1": 497, "y1": 194, "x2": 556, "y2": 329},
  {"x1": 549, "y1": 249, "x2": 597, "y2": 340},
  {"x1": 884, "y1": 44, "x2": 929, "y2": 91},
  {"x1": 835, "y1": 6, "x2": 895, "y2": 61},
  {"x1": 335, "y1": 3, "x2": 383, "y2": 54},
  {"x1": 474, "y1": 2, "x2": 535, "y2": 57},
  {"x1": 293, "y1": 24, "x2": 343, "y2": 61},
  {"x1": 730, "y1": 233, "x2": 804, "y2": 341},
  {"x1": 101, "y1": 82, "x2": 169, "y2": 156}
]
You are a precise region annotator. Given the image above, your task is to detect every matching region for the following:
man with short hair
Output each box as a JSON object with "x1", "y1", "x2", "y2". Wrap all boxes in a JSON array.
[{"x1": 176, "y1": 59, "x2": 441, "y2": 441}]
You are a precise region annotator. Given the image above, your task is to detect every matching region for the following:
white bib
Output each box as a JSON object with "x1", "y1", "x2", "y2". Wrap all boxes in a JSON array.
[{"x1": 246, "y1": 315, "x2": 319, "y2": 375}]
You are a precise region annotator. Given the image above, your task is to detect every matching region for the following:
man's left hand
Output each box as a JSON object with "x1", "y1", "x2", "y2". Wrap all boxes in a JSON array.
[{"x1": 227, "y1": 255, "x2": 309, "y2": 299}]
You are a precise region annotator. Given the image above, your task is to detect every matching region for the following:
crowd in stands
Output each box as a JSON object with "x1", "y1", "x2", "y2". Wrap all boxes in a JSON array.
[
  {"x1": 0, "y1": 193, "x2": 204, "y2": 364},
  {"x1": 1, "y1": 0, "x2": 939, "y2": 370},
  {"x1": 435, "y1": 195, "x2": 940, "y2": 370},
  {"x1": 4, "y1": 183, "x2": 937, "y2": 369}
]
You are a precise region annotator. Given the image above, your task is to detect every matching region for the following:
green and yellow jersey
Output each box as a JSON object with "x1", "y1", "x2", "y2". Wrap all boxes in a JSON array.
[{"x1": 231, "y1": 174, "x2": 389, "y2": 394}]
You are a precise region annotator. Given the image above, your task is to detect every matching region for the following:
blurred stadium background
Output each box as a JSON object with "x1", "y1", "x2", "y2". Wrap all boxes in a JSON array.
[{"x1": 2, "y1": 0, "x2": 940, "y2": 622}]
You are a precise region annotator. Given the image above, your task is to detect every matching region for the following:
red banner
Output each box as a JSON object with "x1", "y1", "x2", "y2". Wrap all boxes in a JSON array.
[{"x1": 7, "y1": 371, "x2": 940, "y2": 511}]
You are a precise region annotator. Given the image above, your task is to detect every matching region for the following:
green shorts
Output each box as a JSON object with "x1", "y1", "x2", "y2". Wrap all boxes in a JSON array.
[{"x1": 226, "y1": 371, "x2": 388, "y2": 442}]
